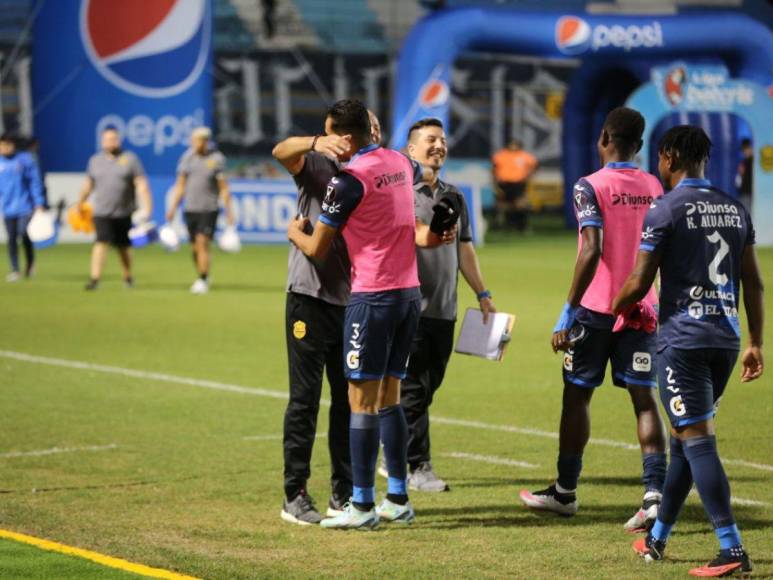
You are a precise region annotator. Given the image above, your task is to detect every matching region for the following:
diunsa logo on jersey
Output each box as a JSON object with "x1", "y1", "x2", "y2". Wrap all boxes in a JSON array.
[
  {"x1": 555, "y1": 16, "x2": 664, "y2": 55},
  {"x1": 80, "y1": 0, "x2": 211, "y2": 98}
]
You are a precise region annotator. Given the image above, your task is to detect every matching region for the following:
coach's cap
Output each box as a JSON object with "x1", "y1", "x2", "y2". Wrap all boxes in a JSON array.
[{"x1": 192, "y1": 126, "x2": 212, "y2": 140}]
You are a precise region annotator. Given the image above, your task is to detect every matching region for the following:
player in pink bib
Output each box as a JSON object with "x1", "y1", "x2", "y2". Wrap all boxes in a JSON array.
[
  {"x1": 288, "y1": 100, "x2": 451, "y2": 529},
  {"x1": 520, "y1": 108, "x2": 668, "y2": 531}
]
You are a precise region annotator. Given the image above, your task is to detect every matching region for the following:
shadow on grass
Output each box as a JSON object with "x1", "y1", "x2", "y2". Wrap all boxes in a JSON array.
[
  {"x1": 452, "y1": 473, "x2": 768, "y2": 490},
  {"x1": 419, "y1": 503, "x2": 772, "y2": 532}
]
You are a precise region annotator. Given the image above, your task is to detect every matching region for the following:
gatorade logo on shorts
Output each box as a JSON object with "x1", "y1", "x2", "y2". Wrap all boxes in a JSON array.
[
  {"x1": 346, "y1": 350, "x2": 360, "y2": 370},
  {"x1": 670, "y1": 395, "x2": 686, "y2": 417},
  {"x1": 81, "y1": 0, "x2": 211, "y2": 98},
  {"x1": 563, "y1": 352, "x2": 574, "y2": 372}
]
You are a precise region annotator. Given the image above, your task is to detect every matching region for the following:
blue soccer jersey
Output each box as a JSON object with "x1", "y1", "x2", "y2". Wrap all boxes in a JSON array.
[{"x1": 640, "y1": 178, "x2": 755, "y2": 352}]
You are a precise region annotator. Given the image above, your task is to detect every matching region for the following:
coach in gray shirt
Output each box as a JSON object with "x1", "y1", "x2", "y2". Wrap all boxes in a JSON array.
[
  {"x1": 272, "y1": 115, "x2": 367, "y2": 525},
  {"x1": 166, "y1": 127, "x2": 233, "y2": 294},
  {"x1": 78, "y1": 127, "x2": 152, "y2": 290},
  {"x1": 398, "y1": 118, "x2": 495, "y2": 491}
]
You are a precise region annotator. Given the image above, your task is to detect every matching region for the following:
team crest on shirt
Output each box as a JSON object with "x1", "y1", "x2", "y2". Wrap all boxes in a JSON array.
[
  {"x1": 117, "y1": 154, "x2": 129, "y2": 166},
  {"x1": 293, "y1": 320, "x2": 307, "y2": 340},
  {"x1": 669, "y1": 395, "x2": 686, "y2": 417},
  {"x1": 207, "y1": 158, "x2": 218, "y2": 169}
]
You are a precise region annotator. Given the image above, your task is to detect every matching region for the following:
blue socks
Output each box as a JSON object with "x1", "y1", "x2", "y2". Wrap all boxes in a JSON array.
[
  {"x1": 653, "y1": 435, "x2": 743, "y2": 554},
  {"x1": 683, "y1": 435, "x2": 742, "y2": 551},
  {"x1": 349, "y1": 406, "x2": 411, "y2": 511},
  {"x1": 379, "y1": 404, "x2": 409, "y2": 504},
  {"x1": 642, "y1": 452, "x2": 667, "y2": 493},
  {"x1": 350, "y1": 412, "x2": 379, "y2": 510},
  {"x1": 652, "y1": 437, "x2": 693, "y2": 542},
  {"x1": 556, "y1": 453, "x2": 582, "y2": 492}
]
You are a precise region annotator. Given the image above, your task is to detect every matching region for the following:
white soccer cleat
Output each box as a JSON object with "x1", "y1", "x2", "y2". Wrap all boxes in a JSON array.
[
  {"x1": 376, "y1": 498, "x2": 415, "y2": 524},
  {"x1": 190, "y1": 278, "x2": 209, "y2": 294},
  {"x1": 624, "y1": 491, "x2": 662, "y2": 533},
  {"x1": 520, "y1": 484, "x2": 578, "y2": 516},
  {"x1": 320, "y1": 502, "x2": 379, "y2": 530},
  {"x1": 5, "y1": 272, "x2": 20, "y2": 283}
]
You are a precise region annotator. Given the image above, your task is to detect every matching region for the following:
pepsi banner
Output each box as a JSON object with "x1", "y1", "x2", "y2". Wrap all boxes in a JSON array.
[{"x1": 32, "y1": 0, "x2": 213, "y2": 175}]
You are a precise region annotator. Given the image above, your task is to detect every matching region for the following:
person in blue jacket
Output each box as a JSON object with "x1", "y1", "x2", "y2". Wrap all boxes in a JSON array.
[{"x1": 0, "y1": 133, "x2": 44, "y2": 282}]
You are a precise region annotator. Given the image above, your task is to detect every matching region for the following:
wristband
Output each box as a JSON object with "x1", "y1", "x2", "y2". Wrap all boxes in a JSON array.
[
  {"x1": 553, "y1": 302, "x2": 577, "y2": 333},
  {"x1": 310, "y1": 135, "x2": 321, "y2": 152},
  {"x1": 477, "y1": 289, "x2": 492, "y2": 301}
]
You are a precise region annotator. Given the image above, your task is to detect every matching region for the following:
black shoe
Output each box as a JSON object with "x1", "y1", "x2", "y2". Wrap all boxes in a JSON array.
[
  {"x1": 84, "y1": 279, "x2": 99, "y2": 291},
  {"x1": 327, "y1": 493, "x2": 349, "y2": 517},
  {"x1": 689, "y1": 548, "x2": 752, "y2": 577},
  {"x1": 519, "y1": 484, "x2": 578, "y2": 516},
  {"x1": 280, "y1": 491, "x2": 322, "y2": 526},
  {"x1": 123, "y1": 277, "x2": 134, "y2": 289},
  {"x1": 633, "y1": 534, "x2": 667, "y2": 562}
]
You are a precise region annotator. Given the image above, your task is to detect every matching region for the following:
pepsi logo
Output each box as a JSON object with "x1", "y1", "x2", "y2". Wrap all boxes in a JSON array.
[
  {"x1": 419, "y1": 79, "x2": 450, "y2": 108},
  {"x1": 555, "y1": 16, "x2": 591, "y2": 55},
  {"x1": 80, "y1": 0, "x2": 211, "y2": 98}
]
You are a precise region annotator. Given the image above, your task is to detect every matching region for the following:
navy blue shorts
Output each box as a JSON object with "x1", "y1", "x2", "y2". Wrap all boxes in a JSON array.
[
  {"x1": 562, "y1": 311, "x2": 657, "y2": 389},
  {"x1": 657, "y1": 346, "x2": 738, "y2": 428},
  {"x1": 343, "y1": 288, "x2": 421, "y2": 381}
]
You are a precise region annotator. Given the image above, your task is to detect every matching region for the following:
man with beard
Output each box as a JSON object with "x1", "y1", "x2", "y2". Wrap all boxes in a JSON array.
[{"x1": 379, "y1": 117, "x2": 495, "y2": 492}]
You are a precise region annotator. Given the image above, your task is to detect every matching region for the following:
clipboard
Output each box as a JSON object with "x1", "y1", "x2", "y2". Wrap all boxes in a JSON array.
[{"x1": 454, "y1": 308, "x2": 516, "y2": 361}]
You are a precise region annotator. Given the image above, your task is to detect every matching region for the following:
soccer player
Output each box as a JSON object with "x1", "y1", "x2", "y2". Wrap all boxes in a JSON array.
[
  {"x1": 78, "y1": 127, "x2": 152, "y2": 290},
  {"x1": 520, "y1": 107, "x2": 668, "y2": 530},
  {"x1": 288, "y1": 99, "x2": 450, "y2": 529},
  {"x1": 166, "y1": 127, "x2": 234, "y2": 294},
  {"x1": 382, "y1": 117, "x2": 495, "y2": 492},
  {"x1": 617, "y1": 126, "x2": 763, "y2": 576},
  {"x1": 0, "y1": 133, "x2": 44, "y2": 281},
  {"x1": 272, "y1": 116, "x2": 355, "y2": 526}
]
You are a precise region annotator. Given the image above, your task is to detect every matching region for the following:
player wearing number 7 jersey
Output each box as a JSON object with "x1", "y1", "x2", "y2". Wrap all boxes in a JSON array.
[{"x1": 614, "y1": 125, "x2": 764, "y2": 577}]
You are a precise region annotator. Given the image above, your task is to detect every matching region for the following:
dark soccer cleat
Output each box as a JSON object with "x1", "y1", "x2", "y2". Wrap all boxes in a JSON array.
[
  {"x1": 633, "y1": 534, "x2": 667, "y2": 563},
  {"x1": 84, "y1": 279, "x2": 99, "y2": 291},
  {"x1": 280, "y1": 491, "x2": 322, "y2": 526},
  {"x1": 519, "y1": 484, "x2": 578, "y2": 516},
  {"x1": 688, "y1": 549, "x2": 752, "y2": 577}
]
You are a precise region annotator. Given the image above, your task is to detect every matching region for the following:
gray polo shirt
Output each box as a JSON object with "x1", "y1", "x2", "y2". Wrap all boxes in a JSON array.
[
  {"x1": 286, "y1": 152, "x2": 351, "y2": 306},
  {"x1": 177, "y1": 148, "x2": 226, "y2": 213},
  {"x1": 414, "y1": 179, "x2": 473, "y2": 321},
  {"x1": 87, "y1": 150, "x2": 144, "y2": 218}
]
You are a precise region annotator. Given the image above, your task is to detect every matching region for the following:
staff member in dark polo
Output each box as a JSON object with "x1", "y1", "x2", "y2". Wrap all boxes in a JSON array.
[
  {"x1": 166, "y1": 127, "x2": 234, "y2": 295},
  {"x1": 392, "y1": 118, "x2": 495, "y2": 492},
  {"x1": 272, "y1": 122, "x2": 356, "y2": 525},
  {"x1": 78, "y1": 127, "x2": 152, "y2": 291}
]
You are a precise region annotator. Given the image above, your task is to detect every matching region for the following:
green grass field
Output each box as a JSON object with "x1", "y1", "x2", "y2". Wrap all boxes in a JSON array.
[{"x1": 1, "y1": 230, "x2": 771, "y2": 579}]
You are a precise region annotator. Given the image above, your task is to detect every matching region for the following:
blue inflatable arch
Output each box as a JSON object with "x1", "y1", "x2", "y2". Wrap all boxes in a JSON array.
[{"x1": 391, "y1": 8, "x2": 773, "y2": 226}]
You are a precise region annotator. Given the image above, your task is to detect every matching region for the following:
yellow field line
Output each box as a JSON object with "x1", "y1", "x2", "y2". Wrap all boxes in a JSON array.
[{"x1": 0, "y1": 528, "x2": 201, "y2": 580}]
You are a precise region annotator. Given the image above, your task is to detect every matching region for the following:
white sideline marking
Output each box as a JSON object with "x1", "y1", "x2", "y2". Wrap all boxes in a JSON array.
[
  {"x1": 0, "y1": 350, "x2": 287, "y2": 401},
  {"x1": 3, "y1": 350, "x2": 773, "y2": 476},
  {"x1": 0, "y1": 444, "x2": 118, "y2": 459},
  {"x1": 432, "y1": 416, "x2": 640, "y2": 451},
  {"x1": 243, "y1": 433, "x2": 327, "y2": 441},
  {"x1": 442, "y1": 451, "x2": 538, "y2": 469},
  {"x1": 723, "y1": 459, "x2": 773, "y2": 473},
  {"x1": 688, "y1": 489, "x2": 768, "y2": 507}
]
